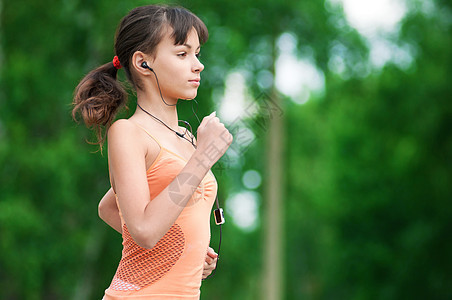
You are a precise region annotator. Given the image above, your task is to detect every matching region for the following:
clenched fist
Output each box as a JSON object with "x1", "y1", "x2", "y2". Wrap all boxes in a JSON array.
[{"x1": 195, "y1": 111, "x2": 233, "y2": 168}]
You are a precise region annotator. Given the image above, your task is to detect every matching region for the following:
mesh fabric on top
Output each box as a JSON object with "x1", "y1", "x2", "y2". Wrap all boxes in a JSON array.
[{"x1": 110, "y1": 223, "x2": 185, "y2": 291}]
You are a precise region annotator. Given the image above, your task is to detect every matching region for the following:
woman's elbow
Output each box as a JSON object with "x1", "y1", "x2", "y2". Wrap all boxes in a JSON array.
[
  {"x1": 139, "y1": 240, "x2": 157, "y2": 250},
  {"x1": 98, "y1": 201, "x2": 108, "y2": 221},
  {"x1": 131, "y1": 227, "x2": 158, "y2": 250}
]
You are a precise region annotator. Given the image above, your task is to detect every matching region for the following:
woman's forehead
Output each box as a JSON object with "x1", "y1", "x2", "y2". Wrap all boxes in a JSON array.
[{"x1": 160, "y1": 26, "x2": 200, "y2": 48}]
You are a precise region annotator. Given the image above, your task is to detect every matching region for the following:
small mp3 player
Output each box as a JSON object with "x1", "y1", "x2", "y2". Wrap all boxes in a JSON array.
[{"x1": 214, "y1": 208, "x2": 225, "y2": 225}]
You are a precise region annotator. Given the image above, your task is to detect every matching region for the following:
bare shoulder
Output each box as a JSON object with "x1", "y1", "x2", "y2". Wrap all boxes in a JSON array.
[
  {"x1": 108, "y1": 119, "x2": 143, "y2": 152},
  {"x1": 109, "y1": 119, "x2": 137, "y2": 136},
  {"x1": 109, "y1": 119, "x2": 161, "y2": 169}
]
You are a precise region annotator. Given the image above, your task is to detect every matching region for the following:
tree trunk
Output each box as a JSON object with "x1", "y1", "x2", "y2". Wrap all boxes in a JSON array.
[{"x1": 263, "y1": 65, "x2": 285, "y2": 299}]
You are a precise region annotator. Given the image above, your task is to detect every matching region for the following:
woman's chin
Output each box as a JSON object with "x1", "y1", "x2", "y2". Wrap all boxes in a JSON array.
[{"x1": 180, "y1": 92, "x2": 198, "y2": 101}]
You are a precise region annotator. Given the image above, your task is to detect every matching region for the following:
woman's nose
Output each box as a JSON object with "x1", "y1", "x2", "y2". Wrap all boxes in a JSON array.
[{"x1": 193, "y1": 58, "x2": 204, "y2": 73}]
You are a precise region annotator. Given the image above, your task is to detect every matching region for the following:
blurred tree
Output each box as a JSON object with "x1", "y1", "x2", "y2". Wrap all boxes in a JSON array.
[
  {"x1": 285, "y1": 1, "x2": 452, "y2": 299},
  {"x1": 0, "y1": 0, "x2": 126, "y2": 298}
]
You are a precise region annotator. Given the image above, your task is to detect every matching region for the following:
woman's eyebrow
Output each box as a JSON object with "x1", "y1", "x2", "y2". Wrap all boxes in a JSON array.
[{"x1": 177, "y1": 43, "x2": 201, "y2": 50}]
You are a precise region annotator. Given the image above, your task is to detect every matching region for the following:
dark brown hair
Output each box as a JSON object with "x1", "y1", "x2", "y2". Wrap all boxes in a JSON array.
[{"x1": 72, "y1": 5, "x2": 208, "y2": 151}]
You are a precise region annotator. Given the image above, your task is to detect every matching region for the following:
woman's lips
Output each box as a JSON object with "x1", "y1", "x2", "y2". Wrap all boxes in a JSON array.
[{"x1": 189, "y1": 78, "x2": 200, "y2": 87}]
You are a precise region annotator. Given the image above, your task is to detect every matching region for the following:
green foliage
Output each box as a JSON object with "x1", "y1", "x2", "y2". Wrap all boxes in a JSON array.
[{"x1": 1, "y1": 0, "x2": 451, "y2": 299}]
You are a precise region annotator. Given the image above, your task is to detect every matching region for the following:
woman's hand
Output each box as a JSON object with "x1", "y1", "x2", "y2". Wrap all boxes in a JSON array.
[
  {"x1": 195, "y1": 111, "x2": 233, "y2": 169},
  {"x1": 202, "y1": 247, "x2": 218, "y2": 279}
]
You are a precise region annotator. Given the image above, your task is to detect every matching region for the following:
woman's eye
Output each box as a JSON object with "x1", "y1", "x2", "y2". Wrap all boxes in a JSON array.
[
  {"x1": 195, "y1": 53, "x2": 201, "y2": 58},
  {"x1": 177, "y1": 52, "x2": 187, "y2": 57}
]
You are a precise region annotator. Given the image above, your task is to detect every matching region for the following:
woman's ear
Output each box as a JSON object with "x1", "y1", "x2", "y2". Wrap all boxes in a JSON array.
[{"x1": 131, "y1": 51, "x2": 153, "y2": 76}]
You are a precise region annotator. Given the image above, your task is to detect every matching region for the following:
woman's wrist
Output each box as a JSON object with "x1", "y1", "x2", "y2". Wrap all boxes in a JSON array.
[{"x1": 189, "y1": 149, "x2": 215, "y2": 173}]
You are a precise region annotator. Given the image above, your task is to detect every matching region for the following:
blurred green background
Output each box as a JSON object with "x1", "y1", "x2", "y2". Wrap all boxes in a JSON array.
[{"x1": 1, "y1": 0, "x2": 451, "y2": 299}]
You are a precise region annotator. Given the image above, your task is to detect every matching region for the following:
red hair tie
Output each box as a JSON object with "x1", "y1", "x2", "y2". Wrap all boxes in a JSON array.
[{"x1": 113, "y1": 56, "x2": 122, "y2": 69}]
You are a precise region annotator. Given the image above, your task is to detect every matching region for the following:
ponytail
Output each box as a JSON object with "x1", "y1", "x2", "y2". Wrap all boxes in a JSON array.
[{"x1": 72, "y1": 61, "x2": 127, "y2": 151}]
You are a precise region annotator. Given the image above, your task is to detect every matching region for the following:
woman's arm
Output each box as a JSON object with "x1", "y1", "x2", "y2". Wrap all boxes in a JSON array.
[
  {"x1": 99, "y1": 185, "x2": 219, "y2": 276},
  {"x1": 108, "y1": 113, "x2": 232, "y2": 249},
  {"x1": 98, "y1": 188, "x2": 122, "y2": 234}
]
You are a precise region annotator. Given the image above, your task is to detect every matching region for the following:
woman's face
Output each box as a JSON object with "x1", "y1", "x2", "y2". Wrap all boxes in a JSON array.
[{"x1": 150, "y1": 27, "x2": 204, "y2": 101}]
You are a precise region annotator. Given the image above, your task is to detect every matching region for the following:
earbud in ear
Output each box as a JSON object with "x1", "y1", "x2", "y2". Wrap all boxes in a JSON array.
[{"x1": 141, "y1": 62, "x2": 153, "y2": 71}]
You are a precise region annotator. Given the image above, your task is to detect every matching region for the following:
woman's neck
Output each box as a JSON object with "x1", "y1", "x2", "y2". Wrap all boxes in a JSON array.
[{"x1": 136, "y1": 89, "x2": 179, "y2": 130}]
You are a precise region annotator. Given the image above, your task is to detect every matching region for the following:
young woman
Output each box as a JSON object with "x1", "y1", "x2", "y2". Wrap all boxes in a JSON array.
[{"x1": 72, "y1": 5, "x2": 232, "y2": 299}]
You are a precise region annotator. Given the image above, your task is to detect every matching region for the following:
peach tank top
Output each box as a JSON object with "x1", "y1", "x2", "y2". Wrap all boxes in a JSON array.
[{"x1": 103, "y1": 126, "x2": 217, "y2": 299}]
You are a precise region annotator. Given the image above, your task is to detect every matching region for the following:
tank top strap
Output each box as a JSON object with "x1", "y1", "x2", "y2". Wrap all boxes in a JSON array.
[{"x1": 132, "y1": 123, "x2": 163, "y2": 148}]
